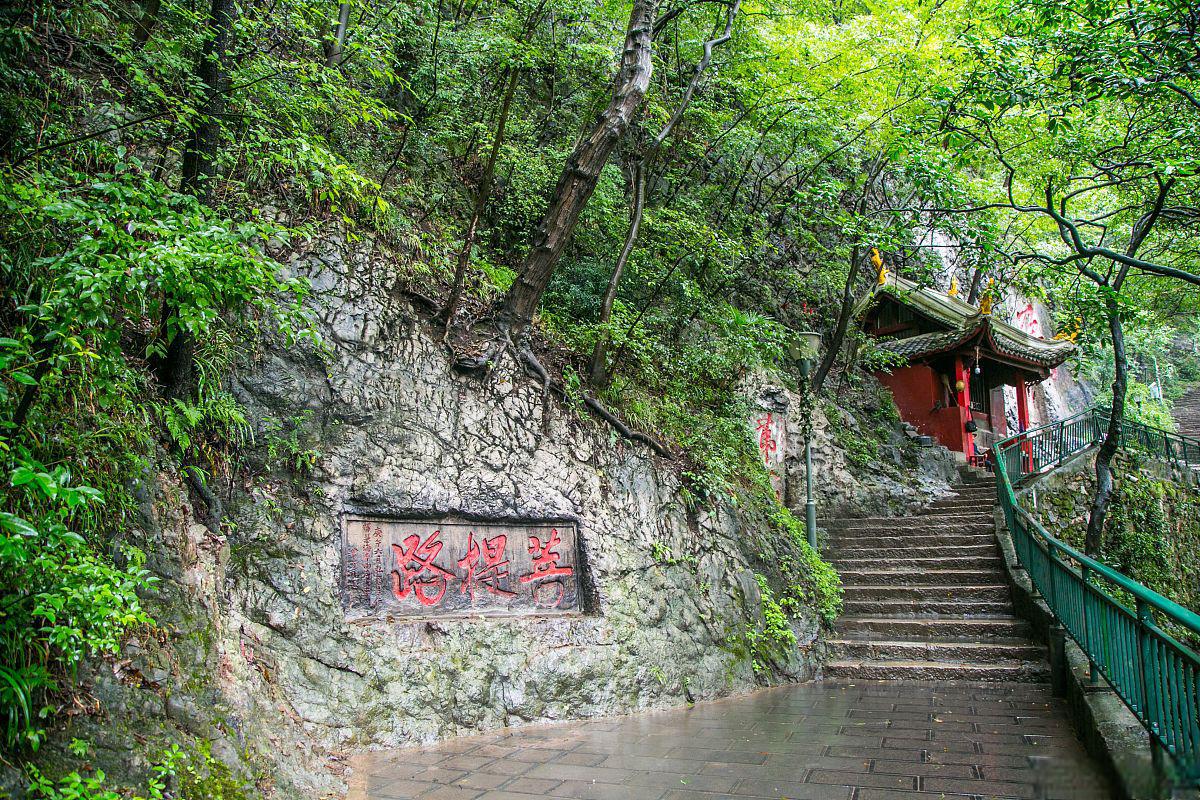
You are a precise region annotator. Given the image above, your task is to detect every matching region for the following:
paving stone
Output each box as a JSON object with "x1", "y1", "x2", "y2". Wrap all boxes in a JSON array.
[
  {"x1": 922, "y1": 776, "x2": 1037, "y2": 798},
  {"x1": 421, "y1": 786, "x2": 485, "y2": 800},
  {"x1": 451, "y1": 772, "x2": 509, "y2": 791},
  {"x1": 807, "y1": 769, "x2": 916, "y2": 789},
  {"x1": 370, "y1": 778, "x2": 440, "y2": 799},
  {"x1": 474, "y1": 761, "x2": 531, "y2": 777},
  {"x1": 494, "y1": 777, "x2": 561, "y2": 794},
  {"x1": 854, "y1": 790, "x2": 976, "y2": 800},
  {"x1": 664, "y1": 747, "x2": 768, "y2": 764},
  {"x1": 731, "y1": 777, "x2": 852, "y2": 799},
  {"x1": 869, "y1": 759, "x2": 976, "y2": 778}
]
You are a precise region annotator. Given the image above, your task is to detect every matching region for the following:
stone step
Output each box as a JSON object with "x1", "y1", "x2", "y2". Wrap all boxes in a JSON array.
[
  {"x1": 825, "y1": 519, "x2": 993, "y2": 534},
  {"x1": 835, "y1": 616, "x2": 1032, "y2": 638},
  {"x1": 826, "y1": 638, "x2": 1046, "y2": 663},
  {"x1": 825, "y1": 511, "x2": 994, "y2": 526},
  {"x1": 827, "y1": 543, "x2": 1000, "y2": 561},
  {"x1": 929, "y1": 498, "x2": 997, "y2": 510},
  {"x1": 839, "y1": 568, "x2": 1008, "y2": 587},
  {"x1": 828, "y1": 523, "x2": 994, "y2": 537},
  {"x1": 945, "y1": 491, "x2": 997, "y2": 501},
  {"x1": 832, "y1": 555, "x2": 1004, "y2": 571},
  {"x1": 843, "y1": 598, "x2": 1014, "y2": 616},
  {"x1": 847, "y1": 584, "x2": 1011, "y2": 601},
  {"x1": 824, "y1": 659, "x2": 1051, "y2": 682},
  {"x1": 826, "y1": 534, "x2": 996, "y2": 550},
  {"x1": 826, "y1": 516, "x2": 994, "y2": 530}
]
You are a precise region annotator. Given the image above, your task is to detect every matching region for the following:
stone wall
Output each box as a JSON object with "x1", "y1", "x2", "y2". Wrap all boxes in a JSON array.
[
  {"x1": 1017, "y1": 449, "x2": 1200, "y2": 618},
  {"x1": 231, "y1": 234, "x2": 846, "y2": 793}
]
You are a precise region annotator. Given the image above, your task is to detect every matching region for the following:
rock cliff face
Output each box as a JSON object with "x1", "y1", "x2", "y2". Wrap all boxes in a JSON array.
[
  {"x1": 785, "y1": 397, "x2": 960, "y2": 519},
  {"x1": 75, "y1": 234, "x2": 829, "y2": 797},
  {"x1": 19, "y1": 233, "x2": 965, "y2": 799},
  {"x1": 226, "y1": 234, "x2": 824, "y2": 777}
]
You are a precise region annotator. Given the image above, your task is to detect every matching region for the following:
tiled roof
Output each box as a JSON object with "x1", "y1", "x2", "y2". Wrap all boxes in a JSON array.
[
  {"x1": 857, "y1": 274, "x2": 1076, "y2": 370},
  {"x1": 880, "y1": 328, "x2": 978, "y2": 359}
]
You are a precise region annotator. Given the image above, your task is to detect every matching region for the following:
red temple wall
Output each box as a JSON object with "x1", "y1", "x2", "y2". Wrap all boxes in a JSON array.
[{"x1": 877, "y1": 364, "x2": 969, "y2": 455}]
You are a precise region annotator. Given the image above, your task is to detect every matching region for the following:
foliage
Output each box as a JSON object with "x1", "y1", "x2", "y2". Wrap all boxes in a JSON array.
[
  {"x1": 262, "y1": 411, "x2": 321, "y2": 476},
  {"x1": 856, "y1": 337, "x2": 910, "y2": 375},
  {"x1": 1105, "y1": 460, "x2": 1200, "y2": 618},
  {"x1": 0, "y1": 2, "x2": 315, "y2": 777},
  {"x1": 738, "y1": 574, "x2": 799, "y2": 675},
  {"x1": 26, "y1": 743, "x2": 249, "y2": 800},
  {"x1": 1023, "y1": 453, "x2": 1200, "y2": 638},
  {"x1": 1, "y1": 459, "x2": 156, "y2": 752},
  {"x1": 770, "y1": 507, "x2": 844, "y2": 625}
]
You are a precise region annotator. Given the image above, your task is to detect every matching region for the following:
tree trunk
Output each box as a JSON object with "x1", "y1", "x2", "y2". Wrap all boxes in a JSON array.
[
  {"x1": 498, "y1": 0, "x2": 657, "y2": 333},
  {"x1": 1085, "y1": 293, "x2": 1126, "y2": 555},
  {"x1": 180, "y1": 0, "x2": 234, "y2": 198},
  {"x1": 588, "y1": 159, "x2": 644, "y2": 384},
  {"x1": 811, "y1": 245, "x2": 861, "y2": 393},
  {"x1": 1081, "y1": 183, "x2": 1168, "y2": 555},
  {"x1": 132, "y1": 0, "x2": 162, "y2": 48},
  {"x1": 441, "y1": 69, "x2": 519, "y2": 324},
  {"x1": 811, "y1": 157, "x2": 884, "y2": 392},
  {"x1": 966, "y1": 265, "x2": 986, "y2": 304},
  {"x1": 586, "y1": 0, "x2": 738, "y2": 385},
  {"x1": 157, "y1": 0, "x2": 235, "y2": 399},
  {"x1": 324, "y1": 2, "x2": 351, "y2": 67}
]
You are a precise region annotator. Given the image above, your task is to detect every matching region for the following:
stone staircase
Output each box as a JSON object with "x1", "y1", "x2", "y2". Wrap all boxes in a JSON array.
[
  {"x1": 822, "y1": 472, "x2": 1050, "y2": 681},
  {"x1": 1175, "y1": 385, "x2": 1200, "y2": 438}
]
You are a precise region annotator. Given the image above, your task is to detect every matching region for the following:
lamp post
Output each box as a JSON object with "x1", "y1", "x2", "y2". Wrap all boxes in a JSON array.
[{"x1": 792, "y1": 331, "x2": 823, "y2": 549}]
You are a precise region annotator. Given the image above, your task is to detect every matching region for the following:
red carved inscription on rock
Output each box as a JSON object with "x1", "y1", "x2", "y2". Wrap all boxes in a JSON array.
[{"x1": 342, "y1": 518, "x2": 580, "y2": 616}]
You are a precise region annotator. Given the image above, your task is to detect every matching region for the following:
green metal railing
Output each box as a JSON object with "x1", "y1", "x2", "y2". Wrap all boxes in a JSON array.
[{"x1": 992, "y1": 408, "x2": 1200, "y2": 784}]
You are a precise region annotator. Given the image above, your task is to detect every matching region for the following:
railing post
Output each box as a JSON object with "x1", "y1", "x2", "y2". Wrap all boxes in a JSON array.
[
  {"x1": 1047, "y1": 539, "x2": 1059, "y2": 612},
  {"x1": 1081, "y1": 564, "x2": 1099, "y2": 684},
  {"x1": 1136, "y1": 598, "x2": 1159, "y2": 742}
]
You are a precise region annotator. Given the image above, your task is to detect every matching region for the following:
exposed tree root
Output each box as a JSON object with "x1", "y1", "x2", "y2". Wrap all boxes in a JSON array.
[
  {"x1": 517, "y1": 341, "x2": 552, "y2": 434},
  {"x1": 183, "y1": 464, "x2": 223, "y2": 534},
  {"x1": 444, "y1": 310, "x2": 669, "y2": 457},
  {"x1": 581, "y1": 394, "x2": 671, "y2": 458},
  {"x1": 447, "y1": 314, "x2": 508, "y2": 374}
]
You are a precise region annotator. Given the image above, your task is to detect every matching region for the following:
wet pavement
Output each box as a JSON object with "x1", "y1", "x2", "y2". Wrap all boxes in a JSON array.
[{"x1": 347, "y1": 680, "x2": 1114, "y2": 799}]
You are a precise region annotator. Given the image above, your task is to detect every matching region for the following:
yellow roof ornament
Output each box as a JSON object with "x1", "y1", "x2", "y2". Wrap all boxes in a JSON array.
[
  {"x1": 871, "y1": 248, "x2": 887, "y2": 285},
  {"x1": 979, "y1": 278, "x2": 996, "y2": 315},
  {"x1": 1055, "y1": 316, "x2": 1082, "y2": 343},
  {"x1": 947, "y1": 276, "x2": 959, "y2": 298}
]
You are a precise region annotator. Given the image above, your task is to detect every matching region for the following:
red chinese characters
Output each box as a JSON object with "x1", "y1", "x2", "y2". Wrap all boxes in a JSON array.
[
  {"x1": 350, "y1": 519, "x2": 578, "y2": 614},
  {"x1": 391, "y1": 531, "x2": 453, "y2": 606},
  {"x1": 1014, "y1": 302, "x2": 1043, "y2": 338},
  {"x1": 458, "y1": 533, "x2": 515, "y2": 598},
  {"x1": 755, "y1": 413, "x2": 777, "y2": 466},
  {"x1": 520, "y1": 528, "x2": 574, "y2": 607}
]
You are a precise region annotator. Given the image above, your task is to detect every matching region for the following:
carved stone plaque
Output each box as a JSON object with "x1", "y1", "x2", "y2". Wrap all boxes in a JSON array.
[{"x1": 341, "y1": 517, "x2": 580, "y2": 616}]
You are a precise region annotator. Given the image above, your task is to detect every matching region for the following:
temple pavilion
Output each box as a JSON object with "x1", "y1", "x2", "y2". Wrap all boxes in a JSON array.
[{"x1": 853, "y1": 269, "x2": 1076, "y2": 464}]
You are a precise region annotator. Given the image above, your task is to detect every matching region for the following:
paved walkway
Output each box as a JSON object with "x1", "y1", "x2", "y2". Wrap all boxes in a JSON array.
[{"x1": 347, "y1": 680, "x2": 1114, "y2": 800}]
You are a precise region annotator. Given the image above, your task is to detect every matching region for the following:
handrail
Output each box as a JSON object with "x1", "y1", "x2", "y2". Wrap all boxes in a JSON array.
[{"x1": 992, "y1": 407, "x2": 1200, "y2": 785}]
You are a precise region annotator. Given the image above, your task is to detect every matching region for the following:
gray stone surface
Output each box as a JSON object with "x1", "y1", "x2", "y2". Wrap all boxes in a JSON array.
[
  {"x1": 785, "y1": 395, "x2": 961, "y2": 520},
  {"x1": 347, "y1": 680, "x2": 1114, "y2": 799}
]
